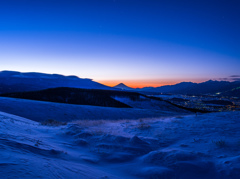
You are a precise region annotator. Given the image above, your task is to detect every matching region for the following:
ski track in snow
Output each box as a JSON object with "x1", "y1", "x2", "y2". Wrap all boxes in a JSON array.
[{"x1": 1, "y1": 110, "x2": 240, "y2": 178}]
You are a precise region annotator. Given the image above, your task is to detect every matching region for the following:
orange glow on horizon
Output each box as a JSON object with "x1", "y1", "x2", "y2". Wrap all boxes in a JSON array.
[
  {"x1": 98, "y1": 80, "x2": 177, "y2": 88},
  {"x1": 98, "y1": 79, "x2": 207, "y2": 88}
]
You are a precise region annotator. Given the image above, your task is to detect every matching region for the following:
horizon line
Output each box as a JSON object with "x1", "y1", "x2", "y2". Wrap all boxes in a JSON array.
[{"x1": 0, "y1": 70, "x2": 238, "y2": 89}]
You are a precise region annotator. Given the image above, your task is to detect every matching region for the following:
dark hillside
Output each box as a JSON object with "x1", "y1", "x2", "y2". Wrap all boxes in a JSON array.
[{"x1": 0, "y1": 87, "x2": 144, "y2": 108}]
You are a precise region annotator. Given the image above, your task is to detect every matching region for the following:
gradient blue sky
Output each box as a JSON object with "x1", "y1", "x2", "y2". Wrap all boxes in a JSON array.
[{"x1": 0, "y1": 0, "x2": 239, "y2": 87}]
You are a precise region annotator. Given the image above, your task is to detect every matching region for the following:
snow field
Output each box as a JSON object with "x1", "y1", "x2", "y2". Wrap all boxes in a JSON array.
[{"x1": 1, "y1": 110, "x2": 240, "y2": 178}]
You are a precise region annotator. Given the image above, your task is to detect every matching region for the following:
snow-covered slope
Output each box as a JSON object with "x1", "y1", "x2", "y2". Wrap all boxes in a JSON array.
[
  {"x1": 113, "y1": 95, "x2": 188, "y2": 113},
  {"x1": 1, "y1": 110, "x2": 240, "y2": 178},
  {"x1": 0, "y1": 97, "x2": 190, "y2": 122},
  {"x1": 0, "y1": 112, "x2": 122, "y2": 178},
  {"x1": 0, "y1": 70, "x2": 113, "y2": 94}
]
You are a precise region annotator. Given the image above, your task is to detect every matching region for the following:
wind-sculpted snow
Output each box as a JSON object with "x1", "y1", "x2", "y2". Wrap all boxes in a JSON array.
[
  {"x1": 1, "y1": 111, "x2": 240, "y2": 178},
  {"x1": 0, "y1": 112, "x2": 121, "y2": 179}
]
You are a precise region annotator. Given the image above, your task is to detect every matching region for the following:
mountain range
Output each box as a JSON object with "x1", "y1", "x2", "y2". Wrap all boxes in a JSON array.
[
  {"x1": 0, "y1": 70, "x2": 113, "y2": 94},
  {"x1": 139, "y1": 80, "x2": 240, "y2": 96},
  {"x1": 0, "y1": 70, "x2": 240, "y2": 97},
  {"x1": 115, "y1": 80, "x2": 240, "y2": 97}
]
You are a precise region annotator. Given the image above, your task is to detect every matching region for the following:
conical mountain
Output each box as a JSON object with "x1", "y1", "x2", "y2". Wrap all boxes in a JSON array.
[{"x1": 114, "y1": 83, "x2": 133, "y2": 90}]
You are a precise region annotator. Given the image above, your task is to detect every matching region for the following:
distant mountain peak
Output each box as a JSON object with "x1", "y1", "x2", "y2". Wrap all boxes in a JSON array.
[
  {"x1": 114, "y1": 83, "x2": 132, "y2": 90},
  {"x1": 117, "y1": 83, "x2": 127, "y2": 86}
]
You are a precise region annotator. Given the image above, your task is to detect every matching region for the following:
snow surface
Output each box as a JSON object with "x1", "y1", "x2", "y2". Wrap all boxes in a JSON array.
[
  {"x1": 113, "y1": 96, "x2": 187, "y2": 113},
  {"x1": 1, "y1": 109, "x2": 240, "y2": 178},
  {"x1": 0, "y1": 97, "x2": 190, "y2": 122}
]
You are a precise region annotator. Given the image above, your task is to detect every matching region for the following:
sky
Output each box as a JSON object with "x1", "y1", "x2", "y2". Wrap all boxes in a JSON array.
[{"x1": 0, "y1": 0, "x2": 239, "y2": 88}]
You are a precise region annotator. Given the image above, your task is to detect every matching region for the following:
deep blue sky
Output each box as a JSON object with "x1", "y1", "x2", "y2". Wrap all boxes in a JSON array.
[{"x1": 0, "y1": 0, "x2": 239, "y2": 87}]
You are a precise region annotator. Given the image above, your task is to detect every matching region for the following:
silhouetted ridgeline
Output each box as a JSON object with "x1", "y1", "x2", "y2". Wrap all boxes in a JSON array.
[
  {"x1": 0, "y1": 87, "x2": 144, "y2": 108},
  {"x1": 0, "y1": 70, "x2": 114, "y2": 94},
  {"x1": 138, "y1": 80, "x2": 240, "y2": 96}
]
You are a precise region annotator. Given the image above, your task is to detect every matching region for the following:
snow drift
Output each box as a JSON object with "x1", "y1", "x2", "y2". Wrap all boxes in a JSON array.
[{"x1": 1, "y1": 110, "x2": 240, "y2": 178}]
